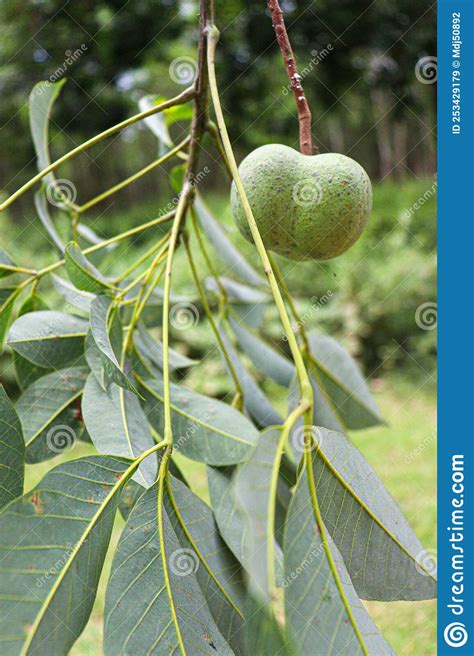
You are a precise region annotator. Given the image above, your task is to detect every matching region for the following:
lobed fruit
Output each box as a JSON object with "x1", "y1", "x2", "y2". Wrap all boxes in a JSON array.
[{"x1": 230, "y1": 144, "x2": 372, "y2": 261}]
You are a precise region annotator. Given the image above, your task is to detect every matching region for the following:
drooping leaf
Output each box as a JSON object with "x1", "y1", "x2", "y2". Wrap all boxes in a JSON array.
[
  {"x1": 82, "y1": 373, "x2": 157, "y2": 487},
  {"x1": 232, "y1": 427, "x2": 286, "y2": 600},
  {"x1": 104, "y1": 483, "x2": 233, "y2": 656},
  {"x1": 29, "y1": 79, "x2": 66, "y2": 185},
  {"x1": 194, "y1": 195, "x2": 264, "y2": 287},
  {"x1": 65, "y1": 241, "x2": 115, "y2": 294},
  {"x1": 229, "y1": 314, "x2": 295, "y2": 387},
  {"x1": 284, "y1": 467, "x2": 395, "y2": 655},
  {"x1": 16, "y1": 367, "x2": 88, "y2": 463},
  {"x1": 311, "y1": 428, "x2": 437, "y2": 600},
  {"x1": 134, "y1": 323, "x2": 196, "y2": 376},
  {"x1": 89, "y1": 295, "x2": 138, "y2": 394},
  {"x1": 0, "y1": 455, "x2": 132, "y2": 655},
  {"x1": 218, "y1": 323, "x2": 282, "y2": 427},
  {"x1": 165, "y1": 475, "x2": 246, "y2": 653},
  {"x1": 52, "y1": 274, "x2": 94, "y2": 312},
  {"x1": 11, "y1": 294, "x2": 52, "y2": 389},
  {"x1": 0, "y1": 250, "x2": 17, "y2": 278},
  {"x1": 34, "y1": 192, "x2": 65, "y2": 253},
  {"x1": 0, "y1": 386, "x2": 25, "y2": 509},
  {"x1": 8, "y1": 310, "x2": 87, "y2": 369},
  {"x1": 308, "y1": 332, "x2": 384, "y2": 429},
  {"x1": 139, "y1": 376, "x2": 259, "y2": 465}
]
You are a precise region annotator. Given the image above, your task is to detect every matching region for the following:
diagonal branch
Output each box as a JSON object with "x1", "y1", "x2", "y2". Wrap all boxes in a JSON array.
[{"x1": 267, "y1": 0, "x2": 313, "y2": 155}]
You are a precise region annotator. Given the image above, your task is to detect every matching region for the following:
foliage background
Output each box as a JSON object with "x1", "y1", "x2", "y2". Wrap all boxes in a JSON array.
[{"x1": 0, "y1": 0, "x2": 436, "y2": 654}]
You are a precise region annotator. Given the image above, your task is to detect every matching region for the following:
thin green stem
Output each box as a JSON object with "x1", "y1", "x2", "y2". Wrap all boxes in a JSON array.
[
  {"x1": 184, "y1": 231, "x2": 243, "y2": 409},
  {"x1": 0, "y1": 88, "x2": 194, "y2": 213},
  {"x1": 115, "y1": 232, "x2": 170, "y2": 284},
  {"x1": 206, "y1": 25, "x2": 313, "y2": 408},
  {"x1": 77, "y1": 137, "x2": 190, "y2": 214}
]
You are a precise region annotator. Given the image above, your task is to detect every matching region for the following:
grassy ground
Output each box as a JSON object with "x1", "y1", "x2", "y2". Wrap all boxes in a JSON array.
[{"x1": 23, "y1": 374, "x2": 436, "y2": 656}]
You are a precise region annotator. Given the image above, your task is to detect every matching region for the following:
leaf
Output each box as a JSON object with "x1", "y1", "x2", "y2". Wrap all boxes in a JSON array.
[
  {"x1": 29, "y1": 79, "x2": 66, "y2": 184},
  {"x1": 207, "y1": 276, "x2": 268, "y2": 329},
  {"x1": 194, "y1": 195, "x2": 264, "y2": 287},
  {"x1": 0, "y1": 386, "x2": 24, "y2": 509},
  {"x1": 139, "y1": 376, "x2": 259, "y2": 466},
  {"x1": 0, "y1": 287, "x2": 19, "y2": 349},
  {"x1": 232, "y1": 427, "x2": 286, "y2": 600},
  {"x1": 244, "y1": 596, "x2": 293, "y2": 656},
  {"x1": 89, "y1": 295, "x2": 138, "y2": 394},
  {"x1": 284, "y1": 467, "x2": 395, "y2": 655},
  {"x1": 165, "y1": 475, "x2": 246, "y2": 653},
  {"x1": 34, "y1": 192, "x2": 65, "y2": 254},
  {"x1": 77, "y1": 223, "x2": 116, "y2": 251},
  {"x1": 82, "y1": 373, "x2": 157, "y2": 487},
  {"x1": 12, "y1": 294, "x2": 52, "y2": 390},
  {"x1": 16, "y1": 367, "x2": 88, "y2": 463},
  {"x1": 8, "y1": 310, "x2": 87, "y2": 369},
  {"x1": 0, "y1": 454, "x2": 132, "y2": 656},
  {"x1": 0, "y1": 250, "x2": 17, "y2": 279},
  {"x1": 218, "y1": 323, "x2": 282, "y2": 427},
  {"x1": 134, "y1": 323, "x2": 196, "y2": 375},
  {"x1": 138, "y1": 95, "x2": 173, "y2": 149},
  {"x1": 308, "y1": 332, "x2": 384, "y2": 429},
  {"x1": 229, "y1": 314, "x2": 295, "y2": 387},
  {"x1": 104, "y1": 483, "x2": 233, "y2": 656},
  {"x1": 311, "y1": 428, "x2": 437, "y2": 600},
  {"x1": 52, "y1": 274, "x2": 94, "y2": 312},
  {"x1": 169, "y1": 163, "x2": 186, "y2": 193},
  {"x1": 65, "y1": 241, "x2": 115, "y2": 294}
]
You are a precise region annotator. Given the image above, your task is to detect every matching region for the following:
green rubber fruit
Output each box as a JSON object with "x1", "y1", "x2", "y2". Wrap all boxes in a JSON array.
[{"x1": 230, "y1": 144, "x2": 372, "y2": 261}]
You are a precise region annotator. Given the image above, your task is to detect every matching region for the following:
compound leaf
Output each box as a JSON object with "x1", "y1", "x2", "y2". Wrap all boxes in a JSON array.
[{"x1": 104, "y1": 483, "x2": 233, "y2": 655}]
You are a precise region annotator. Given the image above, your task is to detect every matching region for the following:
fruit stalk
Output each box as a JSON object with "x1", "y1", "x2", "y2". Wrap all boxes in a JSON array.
[{"x1": 267, "y1": 0, "x2": 313, "y2": 155}]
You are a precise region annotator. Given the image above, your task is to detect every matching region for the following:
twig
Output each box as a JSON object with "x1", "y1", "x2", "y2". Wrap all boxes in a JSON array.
[{"x1": 267, "y1": 0, "x2": 313, "y2": 155}]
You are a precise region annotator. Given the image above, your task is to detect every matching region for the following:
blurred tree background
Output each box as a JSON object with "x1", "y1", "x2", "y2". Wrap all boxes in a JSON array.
[{"x1": 0, "y1": 0, "x2": 436, "y2": 382}]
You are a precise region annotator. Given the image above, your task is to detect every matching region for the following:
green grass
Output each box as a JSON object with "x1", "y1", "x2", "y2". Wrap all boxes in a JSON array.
[{"x1": 22, "y1": 374, "x2": 436, "y2": 656}]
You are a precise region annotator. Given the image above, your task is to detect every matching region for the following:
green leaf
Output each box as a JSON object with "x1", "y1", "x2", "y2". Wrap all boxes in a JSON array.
[
  {"x1": 229, "y1": 314, "x2": 295, "y2": 387},
  {"x1": 232, "y1": 427, "x2": 286, "y2": 600},
  {"x1": 0, "y1": 454, "x2": 132, "y2": 656},
  {"x1": 284, "y1": 467, "x2": 395, "y2": 655},
  {"x1": 29, "y1": 79, "x2": 66, "y2": 184},
  {"x1": 308, "y1": 332, "x2": 384, "y2": 430},
  {"x1": 138, "y1": 95, "x2": 172, "y2": 148},
  {"x1": 0, "y1": 250, "x2": 17, "y2": 279},
  {"x1": 311, "y1": 428, "x2": 437, "y2": 600},
  {"x1": 244, "y1": 596, "x2": 293, "y2": 656},
  {"x1": 34, "y1": 192, "x2": 65, "y2": 254},
  {"x1": 0, "y1": 287, "x2": 19, "y2": 349},
  {"x1": 139, "y1": 376, "x2": 259, "y2": 465},
  {"x1": 165, "y1": 475, "x2": 246, "y2": 653},
  {"x1": 89, "y1": 295, "x2": 138, "y2": 394},
  {"x1": 169, "y1": 163, "x2": 186, "y2": 193},
  {"x1": 16, "y1": 367, "x2": 88, "y2": 463},
  {"x1": 65, "y1": 241, "x2": 115, "y2": 294},
  {"x1": 0, "y1": 386, "x2": 25, "y2": 509},
  {"x1": 8, "y1": 310, "x2": 87, "y2": 369},
  {"x1": 82, "y1": 373, "x2": 157, "y2": 487},
  {"x1": 12, "y1": 294, "x2": 52, "y2": 390},
  {"x1": 134, "y1": 323, "x2": 196, "y2": 375},
  {"x1": 218, "y1": 323, "x2": 282, "y2": 427},
  {"x1": 52, "y1": 274, "x2": 94, "y2": 312},
  {"x1": 104, "y1": 483, "x2": 233, "y2": 656},
  {"x1": 194, "y1": 195, "x2": 264, "y2": 287}
]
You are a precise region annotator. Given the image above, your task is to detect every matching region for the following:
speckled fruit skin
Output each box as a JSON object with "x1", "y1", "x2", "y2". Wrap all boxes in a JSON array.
[{"x1": 230, "y1": 144, "x2": 372, "y2": 261}]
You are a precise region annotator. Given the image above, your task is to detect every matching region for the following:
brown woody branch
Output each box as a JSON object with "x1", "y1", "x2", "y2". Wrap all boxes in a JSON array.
[{"x1": 267, "y1": 0, "x2": 313, "y2": 155}]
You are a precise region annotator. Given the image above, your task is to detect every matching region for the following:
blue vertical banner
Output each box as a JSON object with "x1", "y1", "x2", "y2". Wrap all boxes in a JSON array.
[{"x1": 438, "y1": 0, "x2": 474, "y2": 654}]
